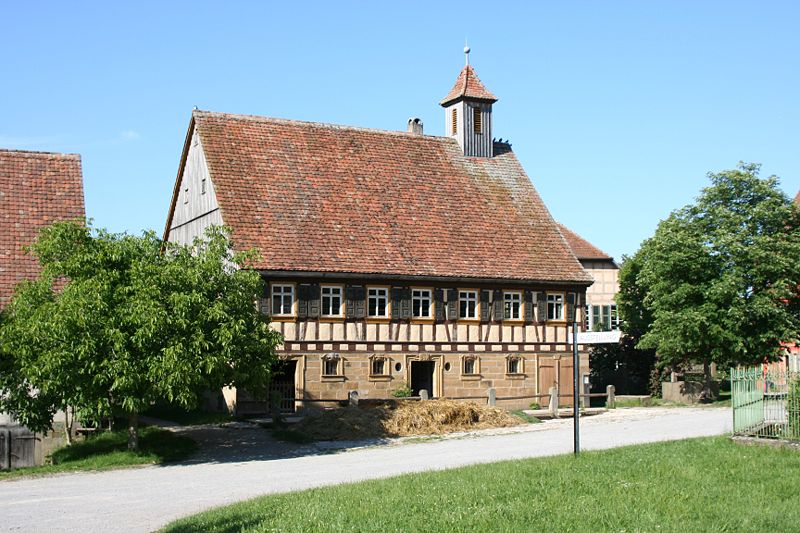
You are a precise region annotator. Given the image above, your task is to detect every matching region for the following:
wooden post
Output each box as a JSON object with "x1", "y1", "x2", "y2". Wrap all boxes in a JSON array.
[
  {"x1": 1, "y1": 428, "x2": 9, "y2": 470},
  {"x1": 549, "y1": 386, "x2": 559, "y2": 418},
  {"x1": 606, "y1": 385, "x2": 616, "y2": 409},
  {"x1": 488, "y1": 388, "x2": 496, "y2": 407},
  {"x1": 420, "y1": 389, "x2": 429, "y2": 401},
  {"x1": 348, "y1": 390, "x2": 359, "y2": 407}
]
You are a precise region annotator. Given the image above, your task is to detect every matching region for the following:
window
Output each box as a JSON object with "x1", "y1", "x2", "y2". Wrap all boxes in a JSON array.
[
  {"x1": 368, "y1": 287, "x2": 389, "y2": 317},
  {"x1": 473, "y1": 107, "x2": 482, "y2": 134},
  {"x1": 463, "y1": 356, "x2": 478, "y2": 376},
  {"x1": 321, "y1": 285, "x2": 343, "y2": 317},
  {"x1": 507, "y1": 356, "x2": 523, "y2": 375},
  {"x1": 271, "y1": 284, "x2": 294, "y2": 316},
  {"x1": 451, "y1": 108, "x2": 458, "y2": 135},
  {"x1": 547, "y1": 293, "x2": 564, "y2": 321},
  {"x1": 459, "y1": 290, "x2": 478, "y2": 319},
  {"x1": 322, "y1": 353, "x2": 341, "y2": 377},
  {"x1": 201, "y1": 177, "x2": 207, "y2": 195},
  {"x1": 504, "y1": 291, "x2": 522, "y2": 320},
  {"x1": 590, "y1": 304, "x2": 620, "y2": 331},
  {"x1": 412, "y1": 289, "x2": 432, "y2": 318},
  {"x1": 370, "y1": 356, "x2": 388, "y2": 376}
]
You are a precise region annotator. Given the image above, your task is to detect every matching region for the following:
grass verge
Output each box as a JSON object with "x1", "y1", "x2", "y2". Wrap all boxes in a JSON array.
[
  {"x1": 162, "y1": 436, "x2": 800, "y2": 532},
  {"x1": 0, "y1": 426, "x2": 196, "y2": 480}
]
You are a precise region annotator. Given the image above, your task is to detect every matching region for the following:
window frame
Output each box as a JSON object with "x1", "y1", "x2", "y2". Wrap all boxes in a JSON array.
[
  {"x1": 367, "y1": 286, "x2": 390, "y2": 319},
  {"x1": 506, "y1": 355, "x2": 524, "y2": 376},
  {"x1": 461, "y1": 355, "x2": 481, "y2": 380},
  {"x1": 458, "y1": 289, "x2": 479, "y2": 321},
  {"x1": 473, "y1": 106, "x2": 482, "y2": 134},
  {"x1": 270, "y1": 283, "x2": 296, "y2": 318},
  {"x1": 503, "y1": 291, "x2": 523, "y2": 321},
  {"x1": 546, "y1": 292, "x2": 565, "y2": 322},
  {"x1": 321, "y1": 353, "x2": 344, "y2": 380},
  {"x1": 320, "y1": 284, "x2": 344, "y2": 318},
  {"x1": 411, "y1": 288, "x2": 433, "y2": 320},
  {"x1": 451, "y1": 108, "x2": 458, "y2": 135},
  {"x1": 369, "y1": 354, "x2": 391, "y2": 381}
]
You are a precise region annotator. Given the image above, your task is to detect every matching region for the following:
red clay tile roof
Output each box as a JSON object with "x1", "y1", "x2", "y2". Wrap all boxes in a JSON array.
[
  {"x1": 0, "y1": 149, "x2": 85, "y2": 307},
  {"x1": 170, "y1": 111, "x2": 590, "y2": 285},
  {"x1": 440, "y1": 65, "x2": 498, "y2": 106},
  {"x1": 557, "y1": 223, "x2": 613, "y2": 261}
]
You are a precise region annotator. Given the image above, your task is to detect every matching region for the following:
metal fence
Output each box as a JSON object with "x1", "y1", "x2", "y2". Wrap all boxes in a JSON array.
[{"x1": 731, "y1": 366, "x2": 800, "y2": 440}]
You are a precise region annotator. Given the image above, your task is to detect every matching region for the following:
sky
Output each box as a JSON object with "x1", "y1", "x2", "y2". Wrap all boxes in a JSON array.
[{"x1": 2, "y1": 1, "x2": 798, "y2": 261}]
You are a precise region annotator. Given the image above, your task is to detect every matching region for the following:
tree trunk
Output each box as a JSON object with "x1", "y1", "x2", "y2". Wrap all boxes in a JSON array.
[
  {"x1": 127, "y1": 412, "x2": 139, "y2": 451},
  {"x1": 63, "y1": 406, "x2": 73, "y2": 446}
]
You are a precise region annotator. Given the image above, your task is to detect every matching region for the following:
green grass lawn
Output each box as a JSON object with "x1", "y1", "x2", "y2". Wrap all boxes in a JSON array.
[
  {"x1": 0, "y1": 426, "x2": 196, "y2": 480},
  {"x1": 162, "y1": 437, "x2": 800, "y2": 532}
]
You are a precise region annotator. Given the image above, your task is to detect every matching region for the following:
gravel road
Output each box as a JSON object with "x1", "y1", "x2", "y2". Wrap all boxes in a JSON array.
[{"x1": 0, "y1": 407, "x2": 731, "y2": 532}]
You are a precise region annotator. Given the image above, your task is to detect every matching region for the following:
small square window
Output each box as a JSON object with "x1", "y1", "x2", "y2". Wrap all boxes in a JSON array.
[
  {"x1": 322, "y1": 355, "x2": 341, "y2": 377},
  {"x1": 459, "y1": 290, "x2": 478, "y2": 319},
  {"x1": 201, "y1": 177, "x2": 207, "y2": 195},
  {"x1": 507, "y1": 356, "x2": 522, "y2": 375},
  {"x1": 463, "y1": 357, "x2": 477, "y2": 375},
  {"x1": 371, "y1": 357, "x2": 388, "y2": 376}
]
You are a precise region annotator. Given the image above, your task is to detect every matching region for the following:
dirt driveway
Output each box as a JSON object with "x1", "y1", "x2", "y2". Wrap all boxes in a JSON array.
[{"x1": 0, "y1": 407, "x2": 731, "y2": 532}]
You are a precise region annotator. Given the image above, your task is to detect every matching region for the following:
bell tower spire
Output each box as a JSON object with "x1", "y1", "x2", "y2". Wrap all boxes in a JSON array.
[{"x1": 440, "y1": 49, "x2": 498, "y2": 158}]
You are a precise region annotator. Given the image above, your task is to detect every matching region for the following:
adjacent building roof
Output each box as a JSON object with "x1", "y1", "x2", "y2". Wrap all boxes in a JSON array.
[
  {"x1": 0, "y1": 149, "x2": 85, "y2": 307},
  {"x1": 166, "y1": 110, "x2": 592, "y2": 285},
  {"x1": 440, "y1": 65, "x2": 498, "y2": 106},
  {"x1": 557, "y1": 223, "x2": 613, "y2": 261}
]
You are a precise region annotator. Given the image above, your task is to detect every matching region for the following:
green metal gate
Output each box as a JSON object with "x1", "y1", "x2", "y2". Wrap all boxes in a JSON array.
[{"x1": 731, "y1": 365, "x2": 800, "y2": 440}]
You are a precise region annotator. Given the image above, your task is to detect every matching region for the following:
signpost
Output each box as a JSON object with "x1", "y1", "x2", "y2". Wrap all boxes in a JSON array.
[{"x1": 572, "y1": 326, "x2": 621, "y2": 456}]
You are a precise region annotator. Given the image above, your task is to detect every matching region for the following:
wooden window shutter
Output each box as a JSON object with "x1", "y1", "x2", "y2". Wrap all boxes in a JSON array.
[
  {"x1": 493, "y1": 289, "x2": 503, "y2": 321},
  {"x1": 566, "y1": 293, "x2": 576, "y2": 323},
  {"x1": 451, "y1": 108, "x2": 457, "y2": 135},
  {"x1": 345, "y1": 286, "x2": 356, "y2": 319},
  {"x1": 391, "y1": 287, "x2": 403, "y2": 320},
  {"x1": 446, "y1": 289, "x2": 458, "y2": 320},
  {"x1": 523, "y1": 290, "x2": 534, "y2": 322},
  {"x1": 307, "y1": 284, "x2": 321, "y2": 318},
  {"x1": 473, "y1": 107, "x2": 482, "y2": 134},
  {"x1": 480, "y1": 290, "x2": 491, "y2": 321},
  {"x1": 400, "y1": 287, "x2": 412, "y2": 320},
  {"x1": 434, "y1": 288, "x2": 445, "y2": 321},
  {"x1": 355, "y1": 286, "x2": 366, "y2": 319},
  {"x1": 536, "y1": 292, "x2": 547, "y2": 323},
  {"x1": 297, "y1": 284, "x2": 309, "y2": 318}
]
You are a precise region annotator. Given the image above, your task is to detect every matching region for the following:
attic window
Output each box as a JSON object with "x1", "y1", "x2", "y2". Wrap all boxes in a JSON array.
[
  {"x1": 451, "y1": 108, "x2": 457, "y2": 135},
  {"x1": 201, "y1": 177, "x2": 207, "y2": 195},
  {"x1": 473, "y1": 107, "x2": 482, "y2": 134}
]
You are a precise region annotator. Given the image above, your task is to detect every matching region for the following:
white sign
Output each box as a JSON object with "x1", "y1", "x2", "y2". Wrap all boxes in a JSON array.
[{"x1": 576, "y1": 330, "x2": 622, "y2": 344}]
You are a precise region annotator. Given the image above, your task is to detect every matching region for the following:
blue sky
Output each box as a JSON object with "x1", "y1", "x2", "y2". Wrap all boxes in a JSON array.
[{"x1": 3, "y1": 1, "x2": 798, "y2": 261}]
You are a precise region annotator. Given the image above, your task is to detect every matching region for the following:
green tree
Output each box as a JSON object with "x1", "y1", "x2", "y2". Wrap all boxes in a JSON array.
[
  {"x1": 618, "y1": 163, "x2": 800, "y2": 399},
  {"x1": 0, "y1": 222, "x2": 281, "y2": 449}
]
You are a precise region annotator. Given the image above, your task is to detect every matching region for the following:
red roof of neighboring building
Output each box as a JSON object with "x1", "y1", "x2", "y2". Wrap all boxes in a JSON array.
[
  {"x1": 557, "y1": 223, "x2": 613, "y2": 261},
  {"x1": 166, "y1": 110, "x2": 591, "y2": 285},
  {"x1": 0, "y1": 149, "x2": 85, "y2": 307},
  {"x1": 440, "y1": 65, "x2": 498, "y2": 106}
]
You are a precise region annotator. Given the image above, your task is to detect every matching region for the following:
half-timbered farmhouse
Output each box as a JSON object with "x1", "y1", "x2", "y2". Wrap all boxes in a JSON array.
[{"x1": 164, "y1": 62, "x2": 596, "y2": 413}]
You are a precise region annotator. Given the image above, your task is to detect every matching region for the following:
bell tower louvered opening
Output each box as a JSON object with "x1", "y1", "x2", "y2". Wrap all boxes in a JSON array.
[{"x1": 440, "y1": 62, "x2": 498, "y2": 158}]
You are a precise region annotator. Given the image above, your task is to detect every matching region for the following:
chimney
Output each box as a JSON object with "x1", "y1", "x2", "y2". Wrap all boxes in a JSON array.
[{"x1": 407, "y1": 117, "x2": 423, "y2": 135}]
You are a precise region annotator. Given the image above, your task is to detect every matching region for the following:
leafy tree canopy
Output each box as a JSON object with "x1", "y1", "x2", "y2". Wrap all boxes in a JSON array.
[
  {"x1": 0, "y1": 222, "x2": 281, "y2": 448},
  {"x1": 618, "y1": 163, "x2": 800, "y2": 381}
]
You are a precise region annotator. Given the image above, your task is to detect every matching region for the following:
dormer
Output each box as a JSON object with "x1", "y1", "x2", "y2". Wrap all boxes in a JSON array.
[{"x1": 440, "y1": 53, "x2": 498, "y2": 158}]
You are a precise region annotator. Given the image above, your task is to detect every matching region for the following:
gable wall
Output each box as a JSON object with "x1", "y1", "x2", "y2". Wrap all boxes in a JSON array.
[{"x1": 167, "y1": 128, "x2": 223, "y2": 246}]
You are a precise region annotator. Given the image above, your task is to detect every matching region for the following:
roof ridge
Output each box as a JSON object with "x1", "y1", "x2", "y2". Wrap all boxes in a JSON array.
[
  {"x1": 0, "y1": 148, "x2": 81, "y2": 159},
  {"x1": 193, "y1": 110, "x2": 453, "y2": 141}
]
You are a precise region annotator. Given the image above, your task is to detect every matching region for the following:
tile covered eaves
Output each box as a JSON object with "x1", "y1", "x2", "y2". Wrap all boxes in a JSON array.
[
  {"x1": 557, "y1": 223, "x2": 613, "y2": 261},
  {"x1": 0, "y1": 149, "x2": 85, "y2": 307},
  {"x1": 189, "y1": 110, "x2": 591, "y2": 285}
]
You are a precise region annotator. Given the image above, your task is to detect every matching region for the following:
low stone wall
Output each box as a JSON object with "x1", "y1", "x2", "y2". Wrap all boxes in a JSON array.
[{"x1": 662, "y1": 380, "x2": 720, "y2": 404}]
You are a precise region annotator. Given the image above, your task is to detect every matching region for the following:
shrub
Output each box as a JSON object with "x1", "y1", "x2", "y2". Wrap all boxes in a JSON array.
[{"x1": 391, "y1": 382, "x2": 413, "y2": 398}]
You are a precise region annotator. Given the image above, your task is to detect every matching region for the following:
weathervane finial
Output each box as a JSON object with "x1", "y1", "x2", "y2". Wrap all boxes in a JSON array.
[{"x1": 464, "y1": 40, "x2": 470, "y2": 66}]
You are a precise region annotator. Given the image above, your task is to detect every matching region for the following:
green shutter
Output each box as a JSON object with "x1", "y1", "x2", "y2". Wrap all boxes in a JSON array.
[
  {"x1": 355, "y1": 286, "x2": 366, "y2": 319},
  {"x1": 446, "y1": 289, "x2": 457, "y2": 320},
  {"x1": 480, "y1": 290, "x2": 491, "y2": 321},
  {"x1": 523, "y1": 290, "x2": 534, "y2": 322},
  {"x1": 307, "y1": 284, "x2": 320, "y2": 318},
  {"x1": 298, "y1": 284, "x2": 309, "y2": 318},
  {"x1": 391, "y1": 287, "x2": 402, "y2": 320},
  {"x1": 566, "y1": 292, "x2": 576, "y2": 323},
  {"x1": 400, "y1": 287, "x2": 412, "y2": 319},
  {"x1": 493, "y1": 289, "x2": 503, "y2": 321},
  {"x1": 345, "y1": 286, "x2": 356, "y2": 319},
  {"x1": 537, "y1": 292, "x2": 547, "y2": 322},
  {"x1": 434, "y1": 288, "x2": 445, "y2": 321}
]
